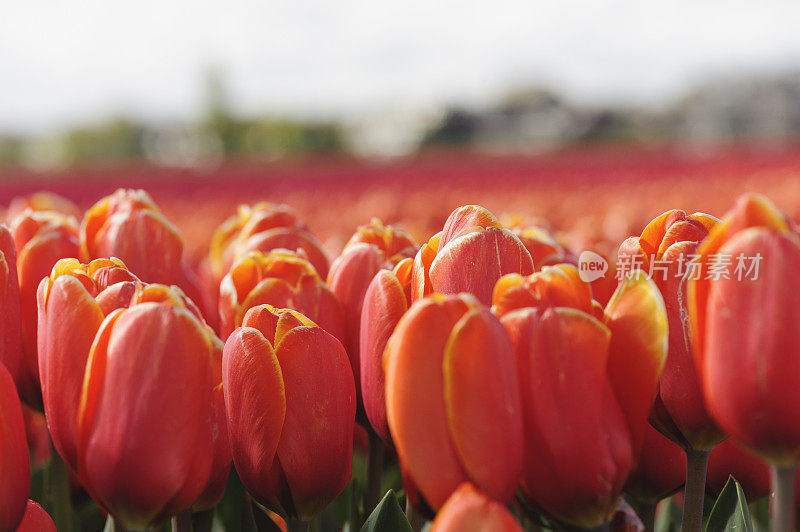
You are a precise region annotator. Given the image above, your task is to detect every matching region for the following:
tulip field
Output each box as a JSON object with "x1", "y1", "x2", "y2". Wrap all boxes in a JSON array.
[{"x1": 2, "y1": 144, "x2": 800, "y2": 532}]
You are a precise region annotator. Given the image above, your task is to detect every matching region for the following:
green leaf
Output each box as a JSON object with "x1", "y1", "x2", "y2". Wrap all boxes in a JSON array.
[
  {"x1": 704, "y1": 476, "x2": 753, "y2": 532},
  {"x1": 360, "y1": 490, "x2": 413, "y2": 532}
]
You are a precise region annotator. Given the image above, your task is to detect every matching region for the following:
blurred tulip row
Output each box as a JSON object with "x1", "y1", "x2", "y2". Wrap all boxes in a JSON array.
[{"x1": 0, "y1": 189, "x2": 798, "y2": 532}]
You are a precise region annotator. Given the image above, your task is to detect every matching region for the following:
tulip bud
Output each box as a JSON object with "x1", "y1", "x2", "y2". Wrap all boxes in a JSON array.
[
  {"x1": 210, "y1": 202, "x2": 330, "y2": 280},
  {"x1": 75, "y1": 284, "x2": 223, "y2": 529},
  {"x1": 430, "y1": 483, "x2": 523, "y2": 532},
  {"x1": 14, "y1": 500, "x2": 56, "y2": 532},
  {"x1": 0, "y1": 362, "x2": 30, "y2": 532},
  {"x1": 328, "y1": 220, "x2": 416, "y2": 416},
  {"x1": 385, "y1": 294, "x2": 523, "y2": 512},
  {"x1": 625, "y1": 424, "x2": 686, "y2": 504},
  {"x1": 6, "y1": 192, "x2": 80, "y2": 223},
  {"x1": 619, "y1": 210, "x2": 723, "y2": 451},
  {"x1": 688, "y1": 194, "x2": 800, "y2": 465},
  {"x1": 360, "y1": 258, "x2": 413, "y2": 441},
  {"x1": 498, "y1": 268, "x2": 668, "y2": 528},
  {"x1": 502, "y1": 214, "x2": 576, "y2": 268},
  {"x1": 411, "y1": 205, "x2": 533, "y2": 304},
  {"x1": 0, "y1": 226, "x2": 23, "y2": 393},
  {"x1": 223, "y1": 305, "x2": 355, "y2": 521},
  {"x1": 219, "y1": 250, "x2": 344, "y2": 341},
  {"x1": 37, "y1": 257, "x2": 140, "y2": 473},
  {"x1": 10, "y1": 211, "x2": 80, "y2": 407}
]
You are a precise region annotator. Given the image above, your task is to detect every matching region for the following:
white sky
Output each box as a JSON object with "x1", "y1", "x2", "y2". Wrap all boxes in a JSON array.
[{"x1": 2, "y1": 0, "x2": 800, "y2": 133}]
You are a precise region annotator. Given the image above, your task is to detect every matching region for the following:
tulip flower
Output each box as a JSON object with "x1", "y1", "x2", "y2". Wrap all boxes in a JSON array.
[
  {"x1": 360, "y1": 258, "x2": 413, "y2": 442},
  {"x1": 76, "y1": 284, "x2": 224, "y2": 530},
  {"x1": 37, "y1": 257, "x2": 140, "y2": 473},
  {"x1": 411, "y1": 205, "x2": 534, "y2": 305},
  {"x1": 328, "y1": 219, "x2": 416, "y2": 410},
  {"x1": 430, "y1": 483, "x2": 523, "y2": 532},
  {"x1": 9, "y1": 210, "x2": 80, "y2": 407},
  {"x1": 223, "y1": 305, "x2": 355, "y2": 521},
  {"x1": 706, "y1": 440, "x2": 770, "y2": 502},
  {"x1": 619, "y1": 210, "x2": 722, "y2": 451},
  {"x1": 14, "y1": 501, "x2": 56, "y2": 532},
  {"x1": 625, "y1": 424, "x2": 686, "y2": 505},
  {"x1": 385, "y1": 294, "x2": 523, "y2": 513},
  {"x1": 0, "y1": 226, "x2": 22, "y2": 393},
  {"x1": 688, "y1": 194, "x2": 800, "y2": 529},
  {"x1": 6, "y1": 192, "x2": 80, "y2": 223},
  {"x1": 219, "y1": 250, "x2": 344, "y2": 341},
  {"x1": 502, "y1": 214, "x2": 576, "y2": 268},
  {"x1": 496, "y1": 265, "x2": 668, "y2": 529},
  {"x1": 0, "y1": 362, "x2": 30, "y2": 532},
  {"x1": 209, "y1": 202, "x2": 330, "y2": 280}
]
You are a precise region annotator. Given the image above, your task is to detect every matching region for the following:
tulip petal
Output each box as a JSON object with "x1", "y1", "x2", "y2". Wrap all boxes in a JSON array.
[
  {"x1": 439, "y1": 205, "x2": 502, "y2": 250},
  {"x1": 0, "y1": 364, "x2": 30, "y2": 532},
  {"x1": 431, "y1": 483, "x2": 524, "y2": 532}
]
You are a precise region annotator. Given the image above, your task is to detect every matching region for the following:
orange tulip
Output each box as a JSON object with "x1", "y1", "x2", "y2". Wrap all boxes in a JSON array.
[
  {"x1": 360, "y1": 258, "x2": 413, "y2": 441},
  {"x1": 328, "y1": 220, "x2": 416, "y2": 413},
  {"x1": 411, "y1": 205, "x2": 534, "y2": 305},
  {"x1": 619, "y1": 209, "x2": 723, "y2": 451},
  {"x1": 223, "y1": 305, "x2": 355, "y2": 521},
  {"x1": 37, "y1": 258, "x2": 140, "y2": 473},
  {"x1": 14, "y1": 500, "x2": 56, "y2": 532},
  {"x1": 0, "y1": 226, "x2": 22, "y2": 394},
  {"x1": 496, "y1": 265, "x2": 668, "y2": 528},
  {"x1": 219, "y1": 250, "x2": 344, "y2": 341},
  {"x1": 502, "y1": 214, "x2": 576, "y2": 269},
  {"x1": 384, "y1": 294, "x2": 523, "y2": 512},
  {"x1": 625, "y1": 424, "x2": 686, "y2": 504},
  {"x1": 6, "y1": 191, "x2": 80, "y2": 223},
  {"x1": 0, "y1": 362, "x2": 30, "y2": 532},
  {"x1": 210, "y1": 202, "x2": 330, "y2": 280},
  {"x1": 9, "y1": 210, "x2": 80, "y2": 407},
  {"x1": 74, "y1": 283, "x2": 224, "y2": 529},
  {"x1": 430, "y1": 483, "x2": 523, "y2": 532},
  {"x1": 689, "y1": 194, "x2": 800, "y2": 465}
]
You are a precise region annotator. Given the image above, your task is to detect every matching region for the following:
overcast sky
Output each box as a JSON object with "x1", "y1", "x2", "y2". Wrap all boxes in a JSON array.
[{"x1": 2, "y1": 0, "x2": 800, "y2": 133}]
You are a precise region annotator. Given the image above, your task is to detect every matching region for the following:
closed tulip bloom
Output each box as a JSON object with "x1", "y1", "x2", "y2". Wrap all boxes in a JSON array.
[
  {"x1": 210, "y1": 202, "x2": 330, "y2": 280},
  {"x1": 6, "y1": 192, "x2": 80, "y2": 223},
  {"x1": 328, "y1": 220, "x2": 416, "y2": 411},
  {"x1": 14, "y1": 501, "x2": 56, "y2": 532},
  {"x1": 223, "y1": 305, "x2": 355, "y2": 521},
  {"x1": 385, "y1": 294, "x2": 523, "y2": 512},
  {"x1": 0, "y1": 226, "x2": 23, "y2": 393},
  {"x1": 10, "y1": 210, "x2": 80, "y2": 408},
  {"x1": 625, "y1": 424, "x2": 686, "y2": 505},
  {"x1": 619, "y1": 210, "x2": 722, "y2": 451},
  {"x1": 219, "y1": 250, "x2": 344, "y2": 341},
  {"x1": 430, "y1": 483, "x2": 523, "y2": 532},
  {"x1": 411, "y1": 205, "x2": 534, "y2": 305},
  {"x1": 496, "y1": 266, "x2": 667, "y2": 528},
  {"x1": 37, "y1": 257, "x2": 140, "y2": 473},
  {"x1": 706, "y1": 440, "x2": 770, "y2": 502},
  {"x1": 360, "y1": 258, "x2": 413, "y2": 441},
  {"x1": 689, "y1": 194, "x2": 800, "y2": 465},
  {"x1": 76, "y1": 284, "x2": 223, "y2": 529},
  {"x1": 502, "y1": 214, "x2": 576, "y2": 269},
  {"x1": 0, "y1": 362, "x2": 30, "y2": 532}
]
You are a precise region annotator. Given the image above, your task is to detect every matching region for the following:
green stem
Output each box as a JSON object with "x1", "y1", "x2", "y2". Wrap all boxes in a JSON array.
[
  {"x1": 242, "y1": 493, "x2": 257, "y2": 532},
  {"x1": 48, "y1": 448, "x2": 74, "y2": 532},
  {"x1": 364, "y1": 429, "x2": 385, "y2": 518},
  {"x1": 171, "y1": 510, "x2": 192, "y2": 532},
  {"x1": 770, "y1": 465, "x2": 797, "y2": 532},
  {"x1": 286, "y1": 519, "x2": 310, "y2": 532},
  {"x1": 681, "y1": 449, "x2": 710, "y2": 532},
  {"x1": 405, "y1": 497, "x2": 425, "y2": 532}
]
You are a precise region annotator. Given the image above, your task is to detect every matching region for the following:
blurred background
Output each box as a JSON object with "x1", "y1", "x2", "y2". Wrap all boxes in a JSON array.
[{"x1": 2, "y1": 0, "x2": 800, "y2": 258}]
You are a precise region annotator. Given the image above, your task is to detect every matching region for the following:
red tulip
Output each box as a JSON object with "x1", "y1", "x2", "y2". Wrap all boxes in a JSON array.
[
  {"x1": 75, "y1": 284, "x2": 223, "y2": 529},
  {"x1": 625, "y1": 424, "x2": 686, "y2": 504},
  {"x1": 219, "y1": 250, "x2": 344, "y2": 341},
  {"x1": 411, "y1": 205, "x2": 533, "y2": 305},
  {"x1": 0, "y1": 362, "x2": 30, "y2": 532},
  {"x1": 706, "y1": 439, "x2": 770, "y2": 502},
  {"x1": 209, "y1": 202, "x2": 330, "y2": 280},
  {"x1": 496, "y1": 266, "x2": 668, "y2": 528},
  {"x1": 9, "y1": 211, "x2": 80, "y2": 407},
  {"x1": 619, "y1": 209, "x2": 723, "y2": 451},
  {"x1": 360, "y1": 258, "x2": 413, "y2": 441},
  {"x1": 37, "y1": 257, "x2": 140, "y2": 473},
  {"x1": 430, "y1": 483, "x2": 523, "y2": 532},
  {"x1": 22, "y1": 406, "x2": 52, "y2": 468},
  {"x1": 223, "y1": 305, "x2": 355, "y2": 521},
  {"x1": 14, "y1": 500, "x2": 56, "y2": 532},
  {"x1": 328, "y1": 220, "x2": 416, "y2": 415},
  {"x1": 0, "y1": 226, "x2": 22, "y2": 394},
  {"x1": 385, "y1": 294, "x2": 523, "y2": 512},
  {"x1": 689, "y1": 194, "x2": 800, "y2": 465}
]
